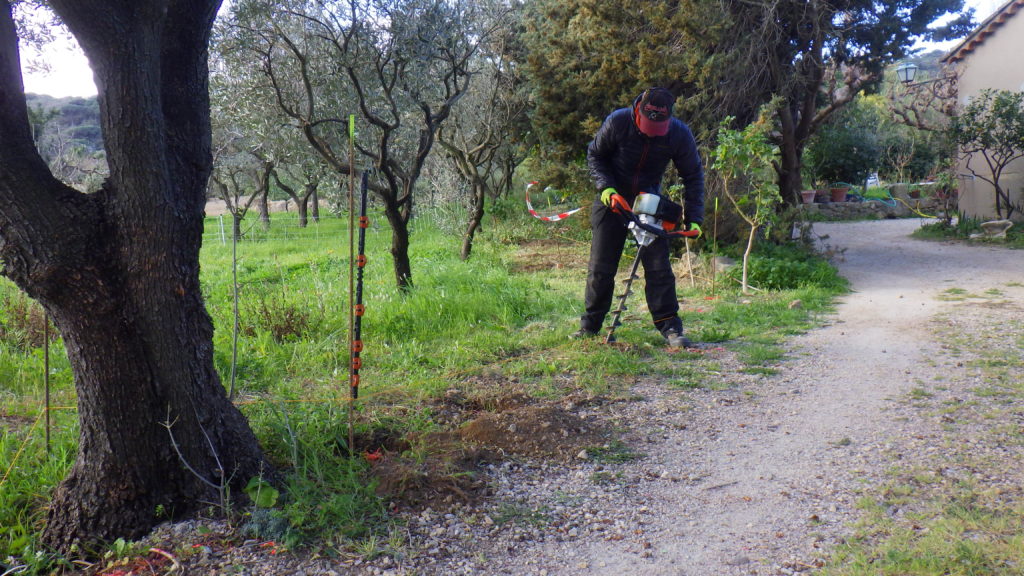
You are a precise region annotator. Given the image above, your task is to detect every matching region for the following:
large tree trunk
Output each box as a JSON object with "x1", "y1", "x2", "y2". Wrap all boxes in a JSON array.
[
  {"x1": 258, "y1": 190, "x2": 271, "y2": 227},
  {"x1": 777, "y1": 136, "x2": 804, "y2": 207},
  {"x1": 381, "y1": 199, "x2": 413, "y2": 290},
  {"x1": 258, "y1": 160, "x2": 272, "y2": 230},
  {"x1": 0, "y1": 0, "x2": 269, "y2": 553},
  {"x1": 39, "y1": 245, "x2": 265, "y2": 550},
  {"x1": 776, "y1": 95, "x2": 808, "y2": 207},
  {"x1": 461, "y1": 179, "x2": 486, "y2": 261},
  {"x1": 300, "y1": 181, "x2": 318, "y2": 226},
  {"x1": 271, "y1": 170, "x2": 314, "y2": 228}
]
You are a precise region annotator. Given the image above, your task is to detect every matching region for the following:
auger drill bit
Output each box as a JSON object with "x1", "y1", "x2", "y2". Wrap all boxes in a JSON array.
[{"x1": 604, "y1": 247, "x2": 643, "y2": 344}]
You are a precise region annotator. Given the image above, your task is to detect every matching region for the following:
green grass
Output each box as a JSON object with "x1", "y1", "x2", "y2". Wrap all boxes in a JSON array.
[
  {"x1": 824, "y1": 479, "x2": 1024, "y2": 576},
  {"x1": 585, "y1": 440, "x2": 644, "y2": 464},
  {"x1": 0, "y1": 412, "x2": 76, "y2": 573},
  {"x1": 491, "y1": 501, "x2": 551, "y2": 528},
  {"x1": 0, "y1": 208, "x2": 848, "y2": 570},
  {"x1": 820, "y1": 303, "x2": 1024, "y2": 576}
]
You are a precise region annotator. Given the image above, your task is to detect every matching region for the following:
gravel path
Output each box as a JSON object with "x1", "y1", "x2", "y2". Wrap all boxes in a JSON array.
[{"x1": 123, "y1": 218, "x2": 1022, "y2": 576}]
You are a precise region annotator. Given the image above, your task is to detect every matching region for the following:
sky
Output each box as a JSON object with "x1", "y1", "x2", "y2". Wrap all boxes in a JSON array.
[
  {"x1": 17, "y1": 0, "x2": 1011, "y2": 99},
  {"x1": 18, "y1": 2, "x2": 232, "y2": 98},
  {"x1": 921, "y1": 0, "x2": 1007, "y2": 52},
  {"x1": 20, "y1": 36, "x2": 94, "y2": 98}
]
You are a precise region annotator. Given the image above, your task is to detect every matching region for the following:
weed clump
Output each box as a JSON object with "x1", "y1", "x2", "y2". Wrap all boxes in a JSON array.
[
  {"x1": 0, "y1": 292, "x2": 57, "y2": 350},
  {"x1": 240, "y1": 290, "x2": 319, "y2": 343}
]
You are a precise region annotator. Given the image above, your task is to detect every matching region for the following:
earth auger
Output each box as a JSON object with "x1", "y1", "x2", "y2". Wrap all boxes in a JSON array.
[{"x1": 604, "y1": 193, "x2": 701, "y2": 345}]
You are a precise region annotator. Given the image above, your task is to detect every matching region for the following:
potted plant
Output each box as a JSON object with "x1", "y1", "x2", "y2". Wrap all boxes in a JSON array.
[{"x1": 829, "y1": 183, "x2": 852, "y2": 203}]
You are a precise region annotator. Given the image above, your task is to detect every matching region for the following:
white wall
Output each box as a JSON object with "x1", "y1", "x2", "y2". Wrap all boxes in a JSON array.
[{"x1": 954, "y1": 6, "x2": 1024, "y2": 220}]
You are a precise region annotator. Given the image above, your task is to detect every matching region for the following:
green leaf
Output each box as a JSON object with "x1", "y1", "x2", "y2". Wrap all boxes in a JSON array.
[{"x1": 244, "y1": 476, "x2": 280, "y2": 509}]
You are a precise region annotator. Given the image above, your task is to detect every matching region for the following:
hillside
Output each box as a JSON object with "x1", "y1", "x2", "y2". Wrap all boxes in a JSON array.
[{"x1": 24, "y1": 92, "x2": 102, "y2": 153}]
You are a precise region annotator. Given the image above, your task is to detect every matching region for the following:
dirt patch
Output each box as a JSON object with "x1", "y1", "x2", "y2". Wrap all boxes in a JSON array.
[
  {"x1": 352, "y1": 426, "x2": 412, "y2": 455},
  {"x1": 368, "y1": 433, "x2": 497, "y2": 507},
  {"x1": 369, "y1": 383, "x2": 607, "y2": 507},
  {"x1": 427, "y1": 377, "x2": 534, "y2": 428},
  {"x1": 367, "y1": 382, "x2": 610, "y2": 507},
  {"x1": 442, "y1": 376, "x2": 534, "y2": 410},
  {"x1": 459, "y1": 404, "x2": 606, "y2": 460},
  {"x1": 0, "y1": 412, "x2": 35, "y2": 431}
]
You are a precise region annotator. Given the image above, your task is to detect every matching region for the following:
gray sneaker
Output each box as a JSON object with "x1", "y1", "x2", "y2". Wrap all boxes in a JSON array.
[{"x1": 663, "y1": 330, "x2": 693, "y2": 348}]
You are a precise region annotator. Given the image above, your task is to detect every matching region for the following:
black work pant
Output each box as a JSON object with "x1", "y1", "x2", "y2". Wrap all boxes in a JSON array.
[{"x1": 580, "y1": 200, "x2": 683, "y2": 336}]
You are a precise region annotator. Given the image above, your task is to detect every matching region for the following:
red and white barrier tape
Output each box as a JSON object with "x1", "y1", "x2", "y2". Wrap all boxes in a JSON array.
[{"x1": 525, "y1": 181, "x2": 581, "y2": 222}]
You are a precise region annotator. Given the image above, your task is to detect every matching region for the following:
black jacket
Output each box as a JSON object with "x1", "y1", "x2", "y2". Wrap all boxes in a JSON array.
[{"x1": 587, "y1": 107, "x2": 705, "y2": 225}]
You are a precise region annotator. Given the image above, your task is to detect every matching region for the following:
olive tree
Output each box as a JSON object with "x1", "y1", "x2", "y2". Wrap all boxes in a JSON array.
[
  {"x1": 711, "y1": 111, "x2": 782, "y2": 294},
  {"x1": 949, "y1": 88, "x2": 1024, "y2": 220},
  {"x1": 0, "y1": 0, "x2": 269, "y2": 552},
  {"x1": 224, "y1": 0, "x2": 489, "y2": 289},
  {"x1": 437, "y1": 3, "x2": 529, "y2": 260}
]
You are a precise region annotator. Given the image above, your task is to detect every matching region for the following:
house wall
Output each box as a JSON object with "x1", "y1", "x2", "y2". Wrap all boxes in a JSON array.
[{"x1": 953, "y1": 7, "x2": 1024, "y2": 221}]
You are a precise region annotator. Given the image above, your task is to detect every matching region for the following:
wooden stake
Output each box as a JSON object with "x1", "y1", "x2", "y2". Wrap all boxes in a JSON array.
[
  {"x1": 347, "y1": 114, "x2": 356, "y2": 457},
  {"x1": 44, "y1": 312, "x2": 50, "y2": 455}
]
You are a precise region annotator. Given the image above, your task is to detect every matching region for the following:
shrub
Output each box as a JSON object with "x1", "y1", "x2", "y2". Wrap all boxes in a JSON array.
[
  {"x1": 0, "y1": 292, "x2": 58, "y2": 351},
  {"x1": 240, "y1": 290, "x2": 320, "y2": 343},
  {"x1": 724, "y1": 243, "x2": 847, "y2": 291},
  {"x1": 805, "y1": 122, "x2": 880, "y2": 187}
]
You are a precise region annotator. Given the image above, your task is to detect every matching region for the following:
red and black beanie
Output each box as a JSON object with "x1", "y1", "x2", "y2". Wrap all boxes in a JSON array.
[{"x1": 634, "y1": 87, "x2": 675, "y2": 137}]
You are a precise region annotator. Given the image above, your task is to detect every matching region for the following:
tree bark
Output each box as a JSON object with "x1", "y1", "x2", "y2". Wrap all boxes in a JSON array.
[
  {"x1": 298, "y1": 181, "x2": 318, "y2": 227},
  {"x1": 258, "y1": 159, "x2": 272, "y2": 230},
  {"x1": 0, "y1": 0, "x2": 270, "y2": 553},
  {"x1": 258, "y1": 188, "x2": 271, "y2": 228},
  {"x1": 776, "y1": 104, "x2": 804, "y2": 206},
  {"x1": 382, "y1": 198, "x2": 413, "y2": 290},
  {"x1": 461, "y1": 179, "x2": 486, "y2": 261}
]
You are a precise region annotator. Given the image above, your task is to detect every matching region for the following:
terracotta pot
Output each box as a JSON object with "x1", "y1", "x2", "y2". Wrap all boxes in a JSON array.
[
  {"x1": 830, "y1": 187, "x2": 850, "y2": 203},
  {"x1": 800, "y1": 190, "x2": 816, "y2": 204}
]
